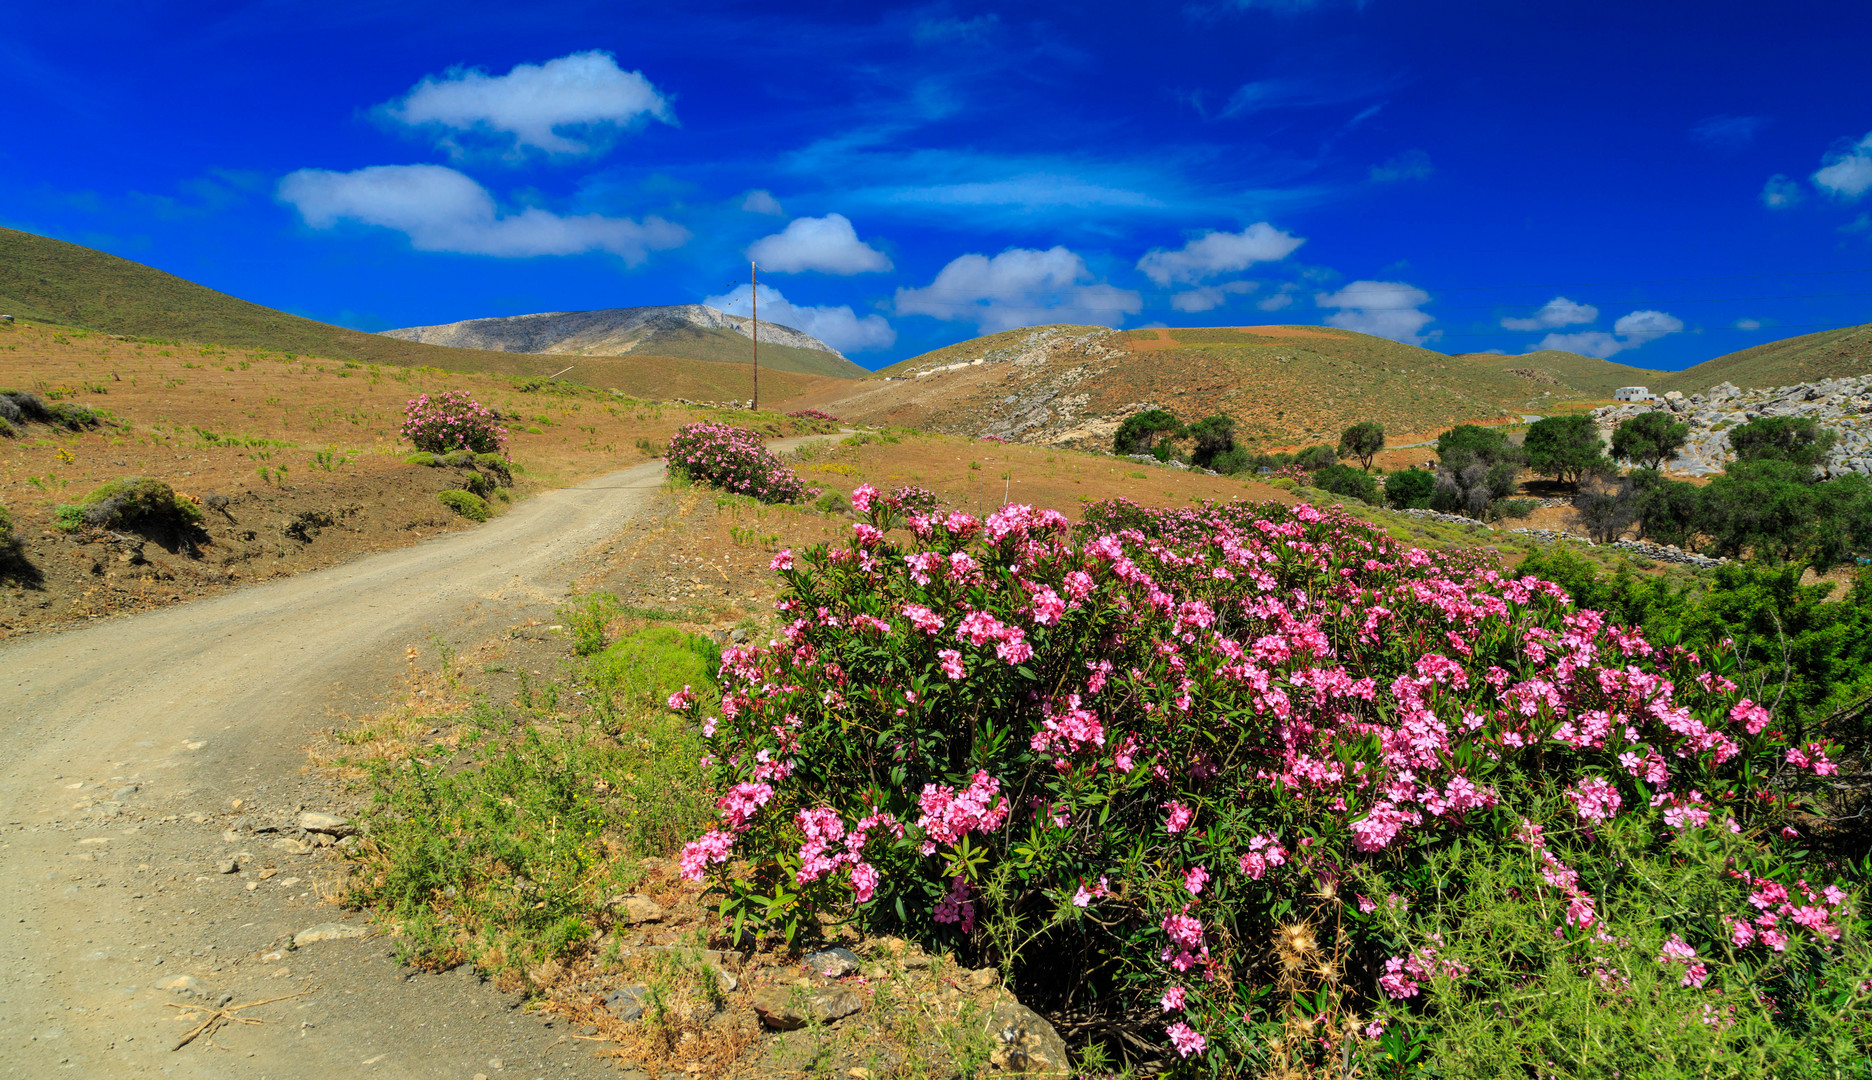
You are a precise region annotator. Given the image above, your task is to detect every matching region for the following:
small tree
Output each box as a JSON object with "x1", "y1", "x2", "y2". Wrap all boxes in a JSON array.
[
  {"x1": 1313, "y1": 463, "x2": 1380, "y2": 504},
  {"x1": 1573, "y1": 476, "x2": 1636, "y2": 543},
  {"x1": 1611, "y1": 411, "x2": 1690, "y2": 469},
  {"x1": 1292, "y1": 444, "x2": 1338, "y2": 471},
  {"x1": 1728, "y1": 417, "x2": 1837, "y2": 468},
  {"x1": 1630, "y1": 470, "x2": 1704, "y2": 549},
  {"x1": 1436, "y1": 424, "x2": 1517, "y2": 467},
  {"x1": 1338, "y1": 421, "x2": 1386, "y2": 469},
  {"x1": 1524, "y1": 414, "x2": 1611, "y2": 486},
  {"x1": 1114, "y1": 409, "x2": 1184, "y2": 456},
  {"x1": 1384, "y1": 467, "x2": 1436, "y2": 509},
  {"x1": 1184, "y1": 415, "x2": 1237, "y2": 469}
]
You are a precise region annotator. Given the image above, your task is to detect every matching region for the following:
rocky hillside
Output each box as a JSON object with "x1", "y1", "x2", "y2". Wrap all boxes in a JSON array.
[
  {"x1": 1593, "y1": 376, "x2": 1872, "y2": 477},
  {"x1": 784, "y1": 324, "x2": 1657, "y2": 451},
  {"x1": 382, "y1": 305, "x2": 867, "y2": 379}
]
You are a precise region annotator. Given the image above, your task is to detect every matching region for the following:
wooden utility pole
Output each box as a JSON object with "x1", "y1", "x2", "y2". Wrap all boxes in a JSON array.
[{"x1": 750, "y1": 260, "x2": 759, "y2": 412}]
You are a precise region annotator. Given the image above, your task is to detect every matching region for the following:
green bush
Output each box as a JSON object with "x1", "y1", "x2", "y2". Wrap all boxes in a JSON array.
[
  {"x1": 442, "y1": 449, "x2": 476, "y2": 468},
  {"x1": 1291, "y1": 443, "x2": 1338, "y2": 471},
  {"x1": 1525, "y1": 414, "x2": 1612, "y2": 485},
  {"x1": 1184, "y1": 414, "x2": 1236, "y2": 469},
  {"x1": 403, "y1": 451, "x2": 440, "y2": 466},
  {"x1": 53, "y1": 477, "x2": 202, "y2": 533},
  {"x1": 436, "y1": 489, "x2": 490, "y2": 521},
  {"x1": 1612, "y1": 411, "x2": 1690, "y2": 469},
  {"x1": 591, "y1": 626, "x2": 720, "y2": 711},
  {"x1": 1311, "y1": 463, "x2": 1379, "y2": 504},
  {"x1": 1384, "y1": 467, "x2": 1436, "y2": 509},
  {"x1": 814, "y1": 489, "x2": 850, "y2": 514},
  {"x1": 1114, "y1": 409, "x2": 1184, "y2": 456},
  {"x1": 1489, "y1": 496, "x2": 1539, "y2": 520},
  {"x1": 1729, "y1": 416, "x2": 1836, "y2": 468},
  {"x1": 0, "y1": 501, "x2": 12, "y2": 545}
]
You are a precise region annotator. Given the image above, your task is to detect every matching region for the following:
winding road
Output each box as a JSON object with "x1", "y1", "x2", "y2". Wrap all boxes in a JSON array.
[{"x1": 0, "y1": 457, "x2": 684, "y2": 1079}]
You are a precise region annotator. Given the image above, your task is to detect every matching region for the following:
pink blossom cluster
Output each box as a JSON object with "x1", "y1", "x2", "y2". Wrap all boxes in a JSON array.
[
  {"x1": 665, "y1": 422, "x2": 818, "y2": 504},
  {"x1": 401, "y1": 390, "x2": 507, "y2": 455},
  {"x1": 678, "y1": 493, "x2": 1854, "y2": 1064}
]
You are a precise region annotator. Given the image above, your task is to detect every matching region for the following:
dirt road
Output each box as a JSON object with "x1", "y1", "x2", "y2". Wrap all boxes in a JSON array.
[{"x1": 0, "y1": 457, "x2": 688, "y2": 1079}]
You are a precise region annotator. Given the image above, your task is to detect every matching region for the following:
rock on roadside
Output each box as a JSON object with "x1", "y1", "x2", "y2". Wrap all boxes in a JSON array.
[
  {"x1": 985, "y1": 1000, "x2": 1072, "y2": 1076},
  {"x1": 750, "y1": 985, "x2": 863, "y2": 1030},
  {"x1": 294, "y1": 922, "x2": 370, "y2": 947}
]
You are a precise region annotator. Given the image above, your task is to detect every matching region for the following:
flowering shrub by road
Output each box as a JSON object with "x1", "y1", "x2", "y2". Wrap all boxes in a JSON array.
[
  {"x1": 665, "y1": 422, "x2": 816, "y2": 504},
  {"x1": 401, "y1": 390, "x2": 507, "y2": 455},
  {"x1": 676, "y1": 491, "x2": 1866, "y2": 1072}
]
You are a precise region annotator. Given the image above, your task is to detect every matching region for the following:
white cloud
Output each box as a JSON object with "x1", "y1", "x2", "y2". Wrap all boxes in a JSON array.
[
  {"x1": 1760, "y1": 174, "x2": 1804, "y2": 209},
  {"x1": 1257, "y1": 291, "x2": 1295, "y2": 311},
  {"x1": 1170, "y1": 281, "x2": 1257, "y2": 313},
  {"x1": 1500, "y1": 296, "x2": 1598, "y2": 331},
  {"x1": 1735, "y1": 318, "x2": 1763, "y2": 330},
  {"x1": 1313, "y1": 280, "x2": 1434, "y2": 345},
  {"x1": 1690, "y1": 114, "x2": 1765, "y2": 150},
  {"x1": 1369, "y1": 149, "x2": 1433, "y2": 183},
  {"x1": 741, "y1": 189, "x2": 784, "y2": 215},
  {"x1": 1814, "y1": 132, "x2": 1872, "y2": 200},
  {"x1": 747, "y1": 213, "x2": 892, "y2": 274},
  {"x1": 1136, "y1": 223, "x2": 1305, "y2": 286},
  {"x1": 1612, "y1": 309, "x2": 1684, "y2": 344},
  {"x1": 277, "y1": 164, "x2": 688, "y2": 263},
  {"x1": 895, "y1": 247, "x2": 1142, "y2": 333},
  {"x1": 1534, "y1": 309, "x2": 1684, "y2": 358},
  {"x1": 380, "y1": 50, "x2": 674, "y2": 158},
  {"x1": 703, "y1": 283, "x2": 895, "y2": 354}
]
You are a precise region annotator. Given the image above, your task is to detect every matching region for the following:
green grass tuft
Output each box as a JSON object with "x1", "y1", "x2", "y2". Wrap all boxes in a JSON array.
[{"x1": 436, "y1": 489, "x2": 490, "y2": 521}]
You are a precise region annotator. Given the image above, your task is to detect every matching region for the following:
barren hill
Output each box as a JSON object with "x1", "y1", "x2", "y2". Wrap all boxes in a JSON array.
[
  {"x1": 0, "y1": 226, "x2": 849, "y2": 402},
  {"x1": 382, "y1": 305, "x2": 867, "y2": 380},
  {"x1": 785, "y1": 324, "x2": 1665, "y2": 450},
  {"x1": 1658, "y1": 322, "x2": 1872, "y2": 392}
]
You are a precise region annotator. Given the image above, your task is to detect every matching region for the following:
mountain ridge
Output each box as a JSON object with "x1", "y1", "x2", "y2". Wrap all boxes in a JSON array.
[{"x1": 380, "y1": 304, "x2": 867, "y2": 380}]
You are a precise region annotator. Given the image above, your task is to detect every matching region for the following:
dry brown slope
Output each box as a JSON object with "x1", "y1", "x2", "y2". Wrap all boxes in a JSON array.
[
  {"x1": 793, "y1": 324, "x2": 1622, "y2": 448},
  {"x1": 1658, "y1": 322, "x2": 1872, "y2": 392}
]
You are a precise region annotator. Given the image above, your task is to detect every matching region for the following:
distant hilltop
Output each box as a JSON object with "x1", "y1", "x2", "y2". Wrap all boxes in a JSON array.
[{"x1": 379, "y1": 304, "x2": 866, "y2": 379}]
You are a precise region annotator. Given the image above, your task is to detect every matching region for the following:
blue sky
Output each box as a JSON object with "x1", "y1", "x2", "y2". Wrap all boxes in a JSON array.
[{"x1": 4, "y1": 1, "x2": 1871, "y2": 371}]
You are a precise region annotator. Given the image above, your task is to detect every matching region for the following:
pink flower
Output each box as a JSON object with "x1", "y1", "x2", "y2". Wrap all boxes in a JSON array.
[
  {"x1": 848, "y1": 861, "x2": 880, "y2": 902},
  {"x1": 1183, "y1": 866, "x2": 1209, "y2": 896},
  {"x1": 938, "y1": 649, "x2": 966, "y2": 680},
  {"x1": 850, "y1": 484, "x2": 878, "y2": 513},
  {"x1": 1163, "y1": 800, "x2": 1194, "y2": 834},
  {"x1": 666, "y1": 685, "x2": 695, "y2": 710},
  {"x1": 1566, "y1": 777, "x2": 1623, "y2": 822},
  {"x1": 1160, "y1": 985, "x2": 1187, "y2": 1012},
  {"x1": 678, "y1": 830, "x2": 735, "y2": 881},
  {"x1": 1166, "y1": 1022, "x2": 1206, "y2": 1058},
  {"x1": 1161, "y1": 910, "x2": 1205, "y2": 949},
  {"x1": 769, "y1": 549, "x2": 795, "y2": 571}
]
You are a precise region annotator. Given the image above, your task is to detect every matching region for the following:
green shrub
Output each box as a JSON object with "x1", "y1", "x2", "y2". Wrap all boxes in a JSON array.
[
  {"x1": 443, "y1": 449, "x2": 476, "y2": 467},
  {"x1": 1525, "y1": 414, "x2": 1612, "y2": 485},
  {"x1": 1612, "y1": 411, "x2": 1690, "y2": 469},
  {"x1": 0, "y1": 501, "x2": 12, "y2": 545},
  {"x1": 0, "y1": 415, "x2": 14, "y2": 439},
  {"x1": 1184, "y1": 414, "x2": 1236, "y2": 469},
  {"x1": 473, "y1": 452, "x2": 513, "y2": 485},
  {"x1": 1489, "y1": 497, "x2": 1539, "y2": 520},
  {"x1": 1113, "y1": 409, "x2": 1184, "y2": 456},
  {"x1": 1312, "y1": 462, "x2": 1379, "y2": 504},
  {"x1": 562, "y1": 592, "x2": 625, "y2": 656},
  {"x1": 591, "y1": 626, "x2": 720, "y2": 711},
  {"x1": 1292, "y1": 443, "x2": 1338, "y2": 471},
  {"x1": 53, "y1": 477, "x2": 202, "y2": 533},
  {"x1": 1729, "y1": 416, "x2": 1836, "y2": 467},
  {"x1": 1384, "y1": 467, "x2": 1436, "y2": 509},
  {"x1": 436, "y1": 489, "x2": 490, "y2": 521},
  {"x1": 814, "y1": 489, "x2": 850, "y2": 515},
  {"x1": 0, "y1": 390, "x2": 102, "y2": 432},
  {"x1": 403, "y1": 451, "x2": 440, "y2": 466}
]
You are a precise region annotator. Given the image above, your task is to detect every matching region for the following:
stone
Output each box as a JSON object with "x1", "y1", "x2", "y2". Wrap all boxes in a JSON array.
[
  {"x1": 157, "y1": 975, "x2": 204, "y2": 995},
  {"x1": 215, "y1": 859, "x2": 238, "y2": 875},
  {"x1": 750, "y1": 985, "x2": 863, "y2": 1030},
  {"x1": 111, "y1": 784, "x2": 139, "y2": 801},
  {"x1": 294, "y1": 922, "x2": 369, "y2": 947},
  {"x1": 272, "y1": 837, "x2": 314, "y2": 855},
  {"x1": 297, "y1": 812, "x2": 355, "y2": 837},
  {"x1": 615, "y1": 895, "x2": 664, "y2": 925},
  {"x1": 803, "y1": 946, "x2": 862, "y2": 978},
  {"x1": 604, "y1": 985, "x2": 648, "y2": 1021},
  {"x1": 985, "y1": 1000, "x2": 1071, "y2": 1076},
  {"x1": 965, "y1": 967, "x2": 1000, "y2": 990}
]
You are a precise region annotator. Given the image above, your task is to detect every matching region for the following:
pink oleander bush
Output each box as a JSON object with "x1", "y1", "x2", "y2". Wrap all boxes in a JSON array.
[
  {"x1": 401, "y1": 390, "x2": 507, "y2": 455},
  {"x1": 787, "y1": 409, "x2": 841, "y2": 423},
  {"x1": 675, "y1": 492, "x2": 1868, "y2": 1074},
  {"x1": 665, "y1": 422, "x2": 817, "y2": 504}
]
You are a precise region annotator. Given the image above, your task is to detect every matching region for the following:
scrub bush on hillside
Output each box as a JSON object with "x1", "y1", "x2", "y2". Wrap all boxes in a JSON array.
[
  {"x1": 673, "y1": 489, "x2": 1866, "y2": 1074},
  {"x1": 401, "y1": 390, "x2": 507, "y2": 456},
  {"x1": 664, "y1": 422, "x2": 816, "y2": 504}
]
